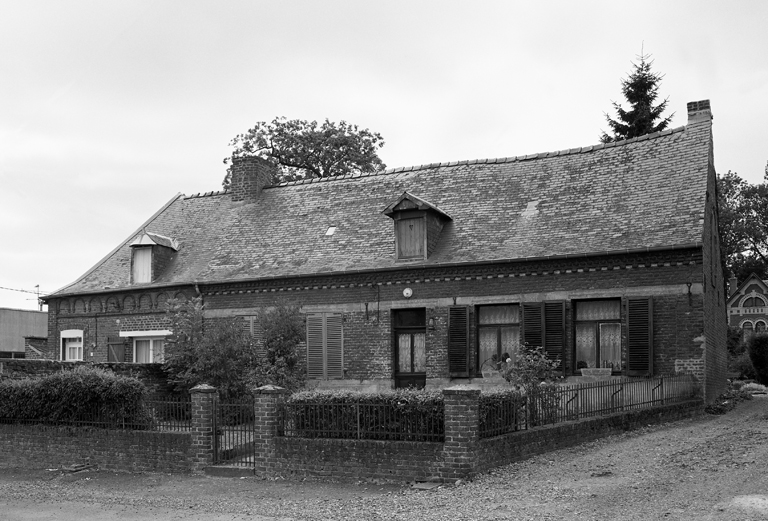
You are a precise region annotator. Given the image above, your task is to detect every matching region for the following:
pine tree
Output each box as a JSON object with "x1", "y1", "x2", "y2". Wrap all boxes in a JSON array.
[{"x1": 600, "y1": 54, "x2": 673, "y2": 143}]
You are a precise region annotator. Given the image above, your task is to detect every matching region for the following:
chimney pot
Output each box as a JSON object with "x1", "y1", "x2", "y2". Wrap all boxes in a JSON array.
[
  {"x1": 687, "y1": 99, "x2": 712, "y2": 125},
  {"x1": 728, "y1": 274, "x2": 738, "y2": 297}
]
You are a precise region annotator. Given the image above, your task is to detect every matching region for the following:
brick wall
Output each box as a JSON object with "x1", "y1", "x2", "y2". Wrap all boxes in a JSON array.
[
  {"x1": 476, "y1": 400, "x2": 703, "y2": 472},
  {"x1": 23, "y1": 337, "x2": 47, "y2": 359},
  {"x1": 0, "y1": 425, "x2": 191, "y2": 473}
]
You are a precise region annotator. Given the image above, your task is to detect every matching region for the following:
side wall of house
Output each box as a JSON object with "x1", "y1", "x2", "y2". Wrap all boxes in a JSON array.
[{"x1": 702, "y1": 146, "x2": 728, "y2": 402}]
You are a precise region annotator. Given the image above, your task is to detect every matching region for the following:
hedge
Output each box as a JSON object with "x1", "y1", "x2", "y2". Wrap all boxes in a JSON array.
[
  {"x1": 283, "y1": 389, "x2": 444, "y2": 441},
  {"x1": 0, "y1": 365, "x2": 152, "y2": 428}
]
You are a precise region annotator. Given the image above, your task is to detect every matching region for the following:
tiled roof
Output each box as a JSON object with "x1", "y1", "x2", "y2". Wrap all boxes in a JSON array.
[{"x1": 51, "y1": 121, "x2": 712, "y2": 296}]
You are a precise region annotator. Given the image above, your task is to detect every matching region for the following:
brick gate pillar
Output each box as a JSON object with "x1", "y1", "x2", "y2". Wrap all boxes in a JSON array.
[
  {"x1": 252, "y1": 384, "x2": 288, "y2": 475},
  {"x1": 190, "y1": 383, "x2": 218, "y2": 471},
  {"x1": 441, "y1": 387, "x2": 481, "y2": 482}
]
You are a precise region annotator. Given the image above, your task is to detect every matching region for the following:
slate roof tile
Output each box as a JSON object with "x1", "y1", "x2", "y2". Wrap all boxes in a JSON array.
[{"x1": 51, "y1": 121, "x2": 712, "y2": 296}]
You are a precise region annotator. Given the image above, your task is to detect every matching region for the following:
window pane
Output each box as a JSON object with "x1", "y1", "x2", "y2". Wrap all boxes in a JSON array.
[
  {"x1": 576, "y1": 300, "x2": 620, "y2": 321},
  {"x1": 500, "y1": 326, "x2": 520, "y2": 364},
  {"x1": 394, "y1": 308, "x2": 426, "y2": 328},
  {"x1": 398, "y1": 334, "x2": 411, "y2": 372},
  {"x1": 132, "y1": 247, "x2": 152, "y2": 283},
  {"x1": 413, "y1": 333, "x2": 426, "y2": 372},
  {"x1": 758, "y1": 322, "x2": 767, "y2": 332},
  {"x1": 478, "y1": 328, "x2": 498, "y2": 370},
  {"x1": 135, "y1": 340, "x2": 150, "y2": 363},
  {"x1": 478, "y1": 305, "x2": 520, "y2": 324},
  {"x1": 153, "y1": 339, "x2": 165, "y2": 363},
  {"x1": 575, "y1": 324, "x2": 596, "y2": 369},
  {"x1": 599, "y1": 323, "x2": 622, "y2": 371}
]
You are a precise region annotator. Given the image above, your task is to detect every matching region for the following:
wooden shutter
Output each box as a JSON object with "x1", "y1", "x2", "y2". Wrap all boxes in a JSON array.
[
  {"x1": 306, "y1": 313, "x2": 343, "y2": 379},
  {"x1": 544, "y1": 301, "x2": 565, "y2": 372},
  {"x1": 107, "y1": 336, "x2": 125, "y2": 362},
  {"x1": 325, "y1": 313, "x2": 344, "y2": 379},
  {"x1": 448, "y1": 306, "x2": 469, "y2": 376},
  {"x1": 522, "y1": 303, "x2": 543, "y2": 347},
  {"x1": 627, "y1": 298, "x2": 653, "y2": 376},
  {"x1": 396, "y1": 218, "x2": 425, "y2": 259},
  {"x1": 306, "y1": 314, "x2": 325, "y2": 379}
]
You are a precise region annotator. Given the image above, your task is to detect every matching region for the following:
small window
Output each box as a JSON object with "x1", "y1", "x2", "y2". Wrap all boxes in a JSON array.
[
  {"x1": 744, "y1": 296, "x2": 765, "y2": 307},
  {"x1": 757, "y1": 321, "x2": 767, "y2": 333},
  {"x1": 396, "y1": 217, "x2": 425, "y2": 259},
  {"x1": 61, "y1": 329, "x2": 84, "y2": 361},
  {"x1": 132, "y1": 247, "x2": 152, "y2": 283},
  {"x1": 325, "y1": 226, "x2": 337, "y2": 236},
  {"x1": 133, "y1": 337, "x2": 165, "y2": 363},
  {"x1": 478, "y1": 304, "x2": 520, "y2": 373},
  {"x1": 243, "y1": 316, "x2": 266, "y2": 355}
]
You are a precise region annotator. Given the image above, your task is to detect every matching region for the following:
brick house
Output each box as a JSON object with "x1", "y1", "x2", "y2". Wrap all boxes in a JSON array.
[
  {"x1": 42, "y1": 99, "x2": 727, "y2": 401},
  {"x1": 726, "y1": 273, "x2": 768, "y2": 339}
]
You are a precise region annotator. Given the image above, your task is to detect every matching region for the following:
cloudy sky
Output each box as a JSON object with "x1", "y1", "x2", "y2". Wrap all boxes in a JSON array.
[{"x1": 1, "y1": 0, "x2": 767, "y2": 311}]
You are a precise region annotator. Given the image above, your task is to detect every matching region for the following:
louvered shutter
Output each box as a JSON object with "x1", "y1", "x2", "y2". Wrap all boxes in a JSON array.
[
  {"x1": 306, "y1": 314, "x2": 325, "y2": 379},
  {"x1": 448, "y1": 306, "x2": 469, "y2": 376},
  {"x1": 522, "y1": 303, "x2": 543, "y2": 348},
  {"x1": 325, "y1": 314, "x2": 344, "y2": 379},
  {"x1": 627, "y1": 298, "x2": 653, "y2": 376},
  {"x1": 544, "y1": 301, "x2": 565, "y2": 372}
]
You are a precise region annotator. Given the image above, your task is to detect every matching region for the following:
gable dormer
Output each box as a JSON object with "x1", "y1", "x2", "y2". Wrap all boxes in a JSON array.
[
  {"x1": 382, "y1": 192, "x2": 452, "y2": 261},
  {"x1": 129, "y1": 232, "x2": 179, "y2": 284}
]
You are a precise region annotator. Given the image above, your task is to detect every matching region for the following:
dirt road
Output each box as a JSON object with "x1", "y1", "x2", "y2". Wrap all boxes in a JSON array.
[{"x1": 2, "y1": 397, "x2": 767, "y2": 520}]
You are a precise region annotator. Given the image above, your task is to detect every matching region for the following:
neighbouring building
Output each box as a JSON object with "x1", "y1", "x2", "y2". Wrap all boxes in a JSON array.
[
  {"x1": 42, "y1": 100, "x2": 727, "y2": 401},
  {"x1": 726, "y1": 273, "x2": 768, "y2": 339},
  {"x1": 0, "y1": 308, "x2": 47, "y2": 359}
]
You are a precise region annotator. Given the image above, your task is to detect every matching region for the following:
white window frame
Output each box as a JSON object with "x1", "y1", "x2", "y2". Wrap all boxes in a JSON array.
[
  {"x1": 120, "y1": 330, "x2": 171, "y2": 364},
  {"x1": 61, "y1": 329, "x2": 84, "y2": 361}
]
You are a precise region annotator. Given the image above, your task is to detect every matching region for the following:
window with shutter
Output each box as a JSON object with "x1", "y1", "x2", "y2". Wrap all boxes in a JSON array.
[
  {"x1": 448, "y1": 306, "x2": 470, "y2": 376},
  {"x1": 242, "y1": 316, "x2": 266, "y2": 355},
  {"x1": 107, "y1": 336, "x2": 126, "y2": 362},
  {"x1": 627, "y1": 298, "x2": 653, "y2": 376},
  {"x1": 521, "y1": 302, "x2": 565, "y2": 373},
  {"x1": 306, "y1": 313, "x2": 343, "y2": 380}
]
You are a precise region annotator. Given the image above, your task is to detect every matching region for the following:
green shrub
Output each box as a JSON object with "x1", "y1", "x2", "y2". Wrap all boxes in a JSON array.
[
  {"x1": 284, "y1": 389, "x2": 444, "y2": 441},
  {"x1": 480, "y1": 389, "x2": 526, "y2": 436},
  {"x1": 730, "y1": 351, "x2": 756, "y2": 379},
  {"x1": 747, "y1": 332, "x2": 768, "y2": 386},
  {"x1": 0, "y1": 365, "x2": 151, "y2": 428}
]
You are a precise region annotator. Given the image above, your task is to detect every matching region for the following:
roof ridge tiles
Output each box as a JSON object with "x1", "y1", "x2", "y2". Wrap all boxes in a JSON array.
[{"x1": 254, "y1": 125, "x2": 689, "y2": 190}]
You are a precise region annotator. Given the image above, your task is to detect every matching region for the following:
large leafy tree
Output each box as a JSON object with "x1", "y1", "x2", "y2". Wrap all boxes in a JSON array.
[
  {"x1": 717, "y1": 168, "x2": 768, "y2": 284},
  {"x1": 600, "y1": 54, "x2": 673, "y2": 143},
  {"x1": 223, "y1": 117, "x2": 386, "y2": 186}
]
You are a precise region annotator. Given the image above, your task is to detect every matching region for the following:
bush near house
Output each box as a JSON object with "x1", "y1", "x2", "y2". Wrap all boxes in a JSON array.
[
  {"x1": 747, "y1": 332, "x2": 768, "y2": 386},
  {"x1": 283, "y1": 389, "x2": 444, "y2": 441},
  {"x1": 0, "y1": 365, "x2": 151, "y2": 428}
]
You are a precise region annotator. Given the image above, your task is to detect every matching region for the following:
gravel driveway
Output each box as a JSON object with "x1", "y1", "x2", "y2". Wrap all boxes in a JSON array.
[{"x1": 2, "y1": 397, "x2": 767, "y2": 520}]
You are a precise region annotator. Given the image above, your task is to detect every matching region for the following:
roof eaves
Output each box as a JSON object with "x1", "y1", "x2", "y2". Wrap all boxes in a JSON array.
[{"x1": 44, "y1": 193, "x2": 185, "y2": 299}]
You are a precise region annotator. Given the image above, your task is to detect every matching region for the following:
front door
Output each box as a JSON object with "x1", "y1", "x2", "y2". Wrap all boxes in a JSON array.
[{"x1": 394, "y1": 309, "x2": 426, "y2": 388}]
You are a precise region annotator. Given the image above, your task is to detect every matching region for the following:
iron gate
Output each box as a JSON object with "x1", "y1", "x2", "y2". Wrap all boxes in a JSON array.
[{"x1": 213, "y1": 396, "x2": 257, "y2": 468}]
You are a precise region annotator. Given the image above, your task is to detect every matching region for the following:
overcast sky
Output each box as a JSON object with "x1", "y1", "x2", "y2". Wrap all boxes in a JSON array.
[{"x1": 1, "y1": 0, "x2": 767, "y2": 311}]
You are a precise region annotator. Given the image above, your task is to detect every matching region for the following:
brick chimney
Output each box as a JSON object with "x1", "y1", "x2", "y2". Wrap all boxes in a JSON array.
[
  {"x1": 728, "y1": 274, "x2": 739, "y2": 297},
  {"x1": 229, "y1": 156, "x2": 278, "y2": 202},
  {"x1": 687, "y1": 99, "x2": 712, "y2": 125}
]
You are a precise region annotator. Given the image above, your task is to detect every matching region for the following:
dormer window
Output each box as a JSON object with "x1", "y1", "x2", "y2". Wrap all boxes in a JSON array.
[
  {"x1": 129, "y1": 232, "x2": 179, "y2": 284},
  {"x1": 382, "y1": 192, "x2": 452, "y2": 261}
]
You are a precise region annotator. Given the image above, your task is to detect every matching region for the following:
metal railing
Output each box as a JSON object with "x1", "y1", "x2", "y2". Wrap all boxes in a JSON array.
[
  {"x1": 0, "y1": 397, "x2": 192, "y2": 432},
  {"x1": 213, "y1": 398, "x2": 257, "y2": 467},
  {"x1": 480, "y1": 374, "x2": 699, "y2": 438},
  {"x1": 279, "y1": 402, "x2": 444, "y2": 442}
]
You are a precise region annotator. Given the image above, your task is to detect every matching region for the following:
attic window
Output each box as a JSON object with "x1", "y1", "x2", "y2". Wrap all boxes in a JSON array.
[
  {"x1": 132, "y1": 247, "x2": 152, "y2": 283},
  {"x1": 382, "y1": 192, "x2": 452, "y2": 261},
  {"x1": 325, "y1": 226, "x2": 337, "y2": 236}
]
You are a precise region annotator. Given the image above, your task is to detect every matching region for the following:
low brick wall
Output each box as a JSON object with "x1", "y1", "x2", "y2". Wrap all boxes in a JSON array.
[
  {"x1": 477, "y1": 400, "x2": 703, "y2": 472},
  {"x1": 0, "y1": 424, "x2": 192, "y2": 473},
  {"x1": 274, "y1": 438, "x2": 443, "y2": 481}
]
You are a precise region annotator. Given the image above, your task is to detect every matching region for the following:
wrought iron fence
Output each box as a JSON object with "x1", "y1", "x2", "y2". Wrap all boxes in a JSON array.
[
  {"x1": 0, "y1": 397, "x2": 192, "y2": 432},
  {"x1": 479, "y1": 374, "x2": 699, "y2": 438},
  {"x1": 279, "y1": 401, "x2": 444, "y2": 442}
]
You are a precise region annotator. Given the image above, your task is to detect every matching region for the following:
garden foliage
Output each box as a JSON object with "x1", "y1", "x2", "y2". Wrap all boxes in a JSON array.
[
  {"x1": 284, "y1": 389, "x2": 444, "y2": 441},
  {"x1": 747, "y1": 332, "x2": 768, "y2": 386},
  {"x1": 0, "y1": 365, "x2": 151, "y2": 427}
]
